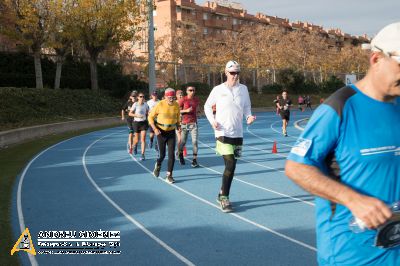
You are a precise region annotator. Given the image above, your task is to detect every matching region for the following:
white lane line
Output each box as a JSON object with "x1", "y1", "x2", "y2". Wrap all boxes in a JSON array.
[
  {"x1": 269, "y1": 121, "x2": 299, "y2": 140},
  {"x1": 180, "y1": 148, "x2": 314, "y2": 207},
  {"x1": 193, "y1": 124, "x2": 314, "y2": 207},
  {"x1": 17, "y1": 142, "x2": 72, "y2": 266},
  {"x1": 246, "y1": 125, "x2": 295, "y2": 148},
  {"x1": 17, "y1": 128, "x2": 119, "y2": 266},
  {"x1": 293, "y1": 118, "x2": 308, "y2": 132},
  {"x1": 129, "y1": 154, "x2": 316, "y2": 252},
  {"x1": 83, "y1": 133, "x2": 195, "y2": 266}
]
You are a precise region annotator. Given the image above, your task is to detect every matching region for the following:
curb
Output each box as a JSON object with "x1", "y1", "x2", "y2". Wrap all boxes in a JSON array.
[{"x1": 0, "y1": 117, "x2": 124, "y2": 148}]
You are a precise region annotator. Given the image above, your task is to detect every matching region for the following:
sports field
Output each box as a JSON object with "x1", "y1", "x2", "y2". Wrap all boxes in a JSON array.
[{"x1": 12, "y1": 110, "x2": 317, "y2": 265}]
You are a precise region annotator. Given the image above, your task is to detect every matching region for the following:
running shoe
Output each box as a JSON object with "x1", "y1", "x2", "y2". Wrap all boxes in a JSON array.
[
  {"x1": 165, "y1": 173, "x2": 175, "y2": 184},
  {"x1": 133, "y1": 145, "x2": 138, "y2": 155},
  {"x1": 217, "y1": 194, "x2": 233, "y2": 213},
  {"x1": 179, "y1": 152, "x2": 185, "y2": 165},
  {"x1": 284, "y1": 131, "x2": 288, "y2": 137},
  {"x1": 191, "y1": 159, "x2": 199, "y2": 168},
  {"x1": 153, "y1": 162, "x2": 161, "y2": 178},
  {"x1": 140, "y1": 154, "x2": 145, "y2": 161}
]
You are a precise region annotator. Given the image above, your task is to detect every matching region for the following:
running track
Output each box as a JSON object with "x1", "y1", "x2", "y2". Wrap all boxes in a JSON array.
[{"x1": 12, "y1": 110, "x2": 317, "y2": 265}]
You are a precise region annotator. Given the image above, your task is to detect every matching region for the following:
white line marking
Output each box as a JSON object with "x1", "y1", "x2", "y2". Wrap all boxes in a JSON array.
[
  {"x1": 129, "y1": 154, "x2": 316, "y2": 251},
  {"x1": 18, "y1": 139, "x2": 77, "y2": 266},
  {"x1": 246, "y1": 126, "x2": 295, "y2": 148},
  {"x1": 180, "y1": 150, "x2": 314, "y2": 207},
  {"x1": 194, "y1": 124, "x2": 314, "y2": 207},
  {"x1": 83, "y1": 133, "x2": 195, "y2": 266}
]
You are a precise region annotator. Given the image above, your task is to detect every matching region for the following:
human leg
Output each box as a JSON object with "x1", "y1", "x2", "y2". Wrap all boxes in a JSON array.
[
  {"x1": 140, "y1": 130, "x2": 146, "y2": 160},
  {"x1": 178, "y1": 125, "x2": 188, "y2": 165},
  {"x1": 165, "y1": 131, "x2": 176, "y2": 183},
  {"x1": 191, "y1": 124, "x2": 199, "y2": 167}
]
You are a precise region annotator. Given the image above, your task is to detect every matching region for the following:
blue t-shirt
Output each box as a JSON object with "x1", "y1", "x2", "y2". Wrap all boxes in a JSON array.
[{"x1": 288, "y1": 85, "x2": 400, "y2": 265}]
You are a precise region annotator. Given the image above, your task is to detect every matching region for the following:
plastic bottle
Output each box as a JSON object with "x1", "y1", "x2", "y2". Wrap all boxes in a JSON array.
[
  {"x1": 349, "y1": 201, "x2": 400, "y2": 233},
  {"x1": 349, "y1": 217, "x2": 368, "y2": 233}
]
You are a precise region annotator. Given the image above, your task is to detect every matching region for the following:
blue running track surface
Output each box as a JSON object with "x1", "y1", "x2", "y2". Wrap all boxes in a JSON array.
[{"x1": 12, "y1": 110, "x2": 317, "y2": 266}]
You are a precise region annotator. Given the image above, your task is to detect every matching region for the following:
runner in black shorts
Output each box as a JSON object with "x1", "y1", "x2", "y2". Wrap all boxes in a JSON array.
[
  {"x1": 129, "y1": 93, "x2": 150, "y2": 160},
  {"x1": 121, "y1": 90, "x2": 137, "y2": 154},
  {"x1": 277, "y1": 90, "x2": 292, "y2": 137}
]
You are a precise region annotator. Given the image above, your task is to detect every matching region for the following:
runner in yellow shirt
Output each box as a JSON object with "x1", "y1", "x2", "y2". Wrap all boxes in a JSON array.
[{"x1": 148, "y1": 88, "x2": 181, "y2": 184}]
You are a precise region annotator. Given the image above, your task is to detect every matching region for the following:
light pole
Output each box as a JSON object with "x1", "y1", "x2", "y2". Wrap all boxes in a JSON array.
[{"x1": 148, "y1": 0, "x2": 156, "y2": 95}]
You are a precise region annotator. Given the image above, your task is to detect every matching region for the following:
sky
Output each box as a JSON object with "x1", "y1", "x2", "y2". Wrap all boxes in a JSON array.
[{"x1": 196, "y1": 0, "x2": 400, "y2": 37}]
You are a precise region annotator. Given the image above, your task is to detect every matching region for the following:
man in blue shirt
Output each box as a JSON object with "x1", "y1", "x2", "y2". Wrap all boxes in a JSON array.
[{"x1": 285, "y1": 22, "x2": 400, "y2": 265}]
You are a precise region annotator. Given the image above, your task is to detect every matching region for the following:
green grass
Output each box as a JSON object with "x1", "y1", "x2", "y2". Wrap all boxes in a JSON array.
[{"x1": 0, "y1": 124, "x2": 120, "y2": 266}]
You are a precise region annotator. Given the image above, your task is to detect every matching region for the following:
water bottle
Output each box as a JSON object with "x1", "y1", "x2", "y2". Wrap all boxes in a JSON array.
[
  {"x1": 349, "y1": 201, "x2": 400, "y2": 233},
  {"x1": 349, "y1": 216, "x2": 368, "y2": 233}
]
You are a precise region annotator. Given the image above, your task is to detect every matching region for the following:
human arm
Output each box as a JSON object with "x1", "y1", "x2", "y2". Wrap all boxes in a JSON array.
[
  {"x1": 128, "y1": 104, "x2": 135, "y2": 118},
  {"x1": 121, "y1": 110, "x2": 125, "y2": 120},
  {"x1": 204, "y1": 88, "x2": 219, "y2": 129},
  {"x1": 176, "y1": 103, "x2": 181, "y2": 132},
  {"x1": 148, "y1": 103, "x2": 160, "y2": 135},
  {"x1": 243, "y1": 86, "x2": 255, "y2": 125},
  {"x1": 285, "y1": 160, "x2": 392, "y2": 229}
]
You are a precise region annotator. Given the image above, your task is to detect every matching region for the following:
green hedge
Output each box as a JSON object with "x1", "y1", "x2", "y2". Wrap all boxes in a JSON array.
[
  {"x1": 0, "y1": 87, "x2": 123, "y2": 131},
  {"x1": 0, "y1": 52, "x2": 148, "y2": 98}
]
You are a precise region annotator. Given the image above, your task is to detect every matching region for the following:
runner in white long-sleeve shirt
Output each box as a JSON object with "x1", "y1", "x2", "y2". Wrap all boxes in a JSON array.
[{"x1": 204, "y1": 60, "x2": 256, "y2": 212}]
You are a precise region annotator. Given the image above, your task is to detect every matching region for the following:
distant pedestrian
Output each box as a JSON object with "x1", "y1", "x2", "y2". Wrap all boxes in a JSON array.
[
  {"x1": 273, "y1": 95, "x2": 281, "y2": 115},
  {"x1": 305, "y1": 95, "x2": 312, "y2": 110},
  {"x1": 277, "y1": 90, "x2": 292, "y2": 137},
  {"x1": 147, "y1": 91, "x2": 160, "y2": 150},
  {"x1": 129, "y1": 93, "x2": 149, "y2": 160},
  {"x1": 121, "y1": 90, "x2": 137, "y2": 154},
  {"x1": 175, "y1": 89, "x2": 184, "y2": 156},
  {"x1": 298, "y1": 95, "x2": 304, "y2": 111}
]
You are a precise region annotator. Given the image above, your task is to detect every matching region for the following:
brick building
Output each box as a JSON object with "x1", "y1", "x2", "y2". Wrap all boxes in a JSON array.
[{"x1": 134, "y1": 0, "x2": 369, "y2": 56}]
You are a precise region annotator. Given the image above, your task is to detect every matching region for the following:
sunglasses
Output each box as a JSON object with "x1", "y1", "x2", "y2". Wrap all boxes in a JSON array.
[
  {"x1": 229, "y1": 72, "x2": 240, "y2": 76},
  {"x1": 375, "y1": 45, "x2": 400, "y2": 64}
]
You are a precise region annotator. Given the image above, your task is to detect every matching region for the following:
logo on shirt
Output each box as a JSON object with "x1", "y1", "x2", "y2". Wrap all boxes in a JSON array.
[
  {"x1": 360, "y1": 146, "x2": 399, "y2": 156},
  {"x1": 291, "y1": 138, "x2": 312, "y2": 157}
]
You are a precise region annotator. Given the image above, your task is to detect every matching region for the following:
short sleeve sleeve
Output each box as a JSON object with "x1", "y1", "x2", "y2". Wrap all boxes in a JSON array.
[{"x1": 288, "y1": 104, "x2": 340, "y2": 170}]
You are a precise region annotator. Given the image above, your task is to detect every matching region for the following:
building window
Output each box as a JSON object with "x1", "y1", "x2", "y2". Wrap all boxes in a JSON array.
[
  {"x1": 203, "y1": 13, "x2": 208, "y2": 20},
  {"x1": 176, "y1": 6, "x2": 181, "y2": 13},
  {"x1": 203, "y1": 28, "x2": 208, "y2": 35},
  {"x1": 232, "y1": 18, "x2": 237, "y2": 25},
  {"x1": 223, "y1": 16, "x2": 227, "y2": 21}
]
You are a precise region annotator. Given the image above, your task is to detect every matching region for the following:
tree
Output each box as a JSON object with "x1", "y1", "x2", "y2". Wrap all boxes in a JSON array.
[
  {"x1": 1, "y1": 0, "x2": 52, "y2": 89},
  {"x1": 71, "y1": 0, "x2": 140, "y2": 90},
  {"x1": 47, "y1": 0, "x2": 76, "y2": 89}
]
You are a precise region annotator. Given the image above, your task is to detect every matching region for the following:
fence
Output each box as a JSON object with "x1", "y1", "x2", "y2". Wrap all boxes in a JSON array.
[{"x1": 0, "y1": 51, "x2": 365, "y2": 94}]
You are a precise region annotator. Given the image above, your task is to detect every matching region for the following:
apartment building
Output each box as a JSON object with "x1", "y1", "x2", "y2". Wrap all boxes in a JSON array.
[{"x1": 135, "y1": 0, "x2": 369, "y2": 56}]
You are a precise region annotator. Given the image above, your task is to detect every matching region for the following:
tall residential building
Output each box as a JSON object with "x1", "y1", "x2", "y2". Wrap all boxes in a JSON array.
[{"x1": 134, "y1": 0, "x2": 369, "y2": 57}]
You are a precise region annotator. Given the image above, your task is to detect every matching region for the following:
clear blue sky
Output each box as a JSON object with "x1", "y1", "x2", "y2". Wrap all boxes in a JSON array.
[{"x1": 196, "y1": 0, "x2": 400, "y2": 37}]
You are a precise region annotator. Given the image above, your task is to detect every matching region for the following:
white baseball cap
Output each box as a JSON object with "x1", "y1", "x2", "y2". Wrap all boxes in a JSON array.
[
  {"x1": 362, "y1": 22, "x2": 400, "y2": 59},
  {"x1": 225, "y1": 60, "x2": 240, "y2": 72}
]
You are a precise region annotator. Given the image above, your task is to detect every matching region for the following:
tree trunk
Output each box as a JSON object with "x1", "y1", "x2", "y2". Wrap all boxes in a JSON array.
[
  {"x1": 54, "y1": 56, "x2": 63, "y2": 89},
  {"x1": 89, "y1": 54, "x2": 99, "y2": 90},
  {"x1": 33, "y1": 51, "x2": 43, "y2": 89}
]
